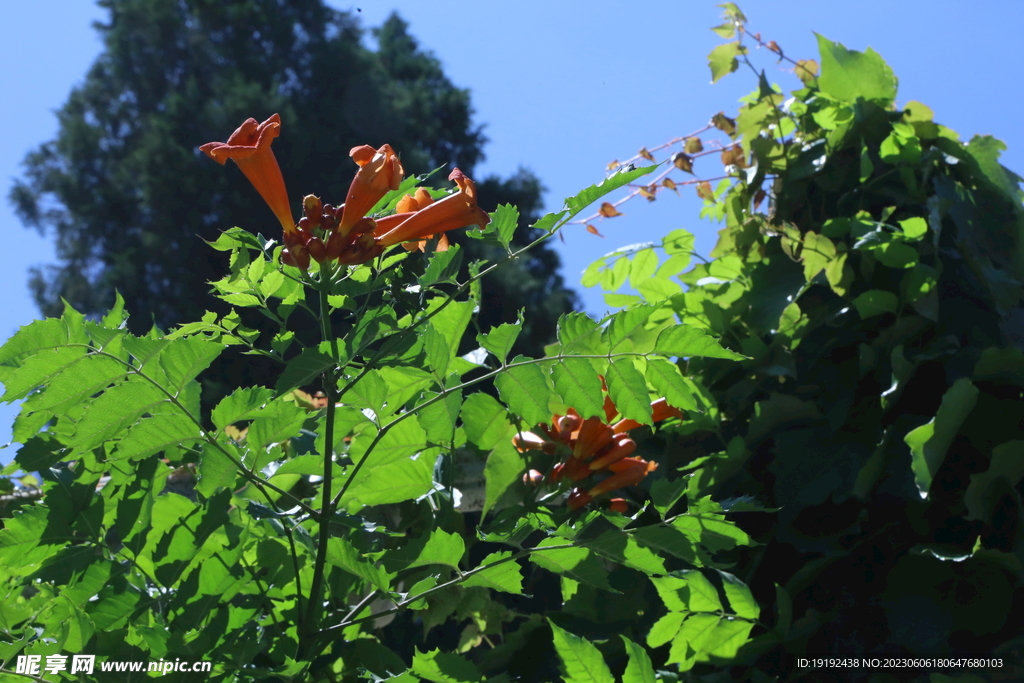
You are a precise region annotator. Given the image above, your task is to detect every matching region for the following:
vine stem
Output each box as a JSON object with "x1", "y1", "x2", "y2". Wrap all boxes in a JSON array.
[{"x1": 300, "y1": 261, "x2": 339, "y2": 648}]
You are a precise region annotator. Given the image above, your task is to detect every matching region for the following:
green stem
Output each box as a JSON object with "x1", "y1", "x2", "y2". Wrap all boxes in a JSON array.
[{"x1": 302, "y1": 261, "x2": 339, "y2": 642}]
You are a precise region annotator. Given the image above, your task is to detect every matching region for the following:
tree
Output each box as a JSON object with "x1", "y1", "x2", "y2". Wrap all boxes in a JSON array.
[{"x1": 9, "y1": 0, "x2": 577, "y2": 377}]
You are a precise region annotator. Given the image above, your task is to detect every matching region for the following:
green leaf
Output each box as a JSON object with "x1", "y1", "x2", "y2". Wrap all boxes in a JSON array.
[
  {"x1": 478, "y1": 320, "x2": 522, "y2": 365},
  {"x1": 462, "y1": 551, "x2": 523, "y2": 594},
  {"x1": 490, "y1": 204, "x2": 520, "y2": 251},
  {"x1": 707, "y1": 41, "x2": 745, "y2": 83},
  {"x1": 379, "y1": 366, "x2": 434, "y2": 413},
  {"x1": 530, "y1": 539, "x2": 617, "y2": 592},
  {"x1": 347, "y1": 368, "x2": 389, "y2": 416},
  {"x1": 550, "y1": 358, "x2": 605, "y2": 420},
  {"x1": 406, "y1": 529, "x2": 465, "y2": 572},
  {"x1": 557, "y1": 312, "x2": 603, "y2": 354},
  {"x1": 275, "y1": 344, "x2": 337, "y2": 395},
  {"x1": 647, "y1": 611, "x2": 686, "y2": 648},
  {"x1": 633, "y1": 526, "x2": 699, "y2": 565},
  {"x1": 342, "y1": 449, "x2": 438, "y2": 507},
  {"x1": 482, "y1": 438, "x2": 524, "y2": 518},
  {"x1": 605, "y1": 358, "x2": 653, "y2": 426},
  {"x1": 905, "y1": 378, "x2": 980, "y2": 499},
  {"x1": 899, "y1": 217, "x2": 928, "y2": 240},
  {"x1": 349, "y1": 417, "x2": 429, "y2": 469},
  {"x1": 620, "y1": 635, "x2": 657, "y2": 683},
  {"x1": 716, "y1": 569, "x2": 759, "y2": 619},
  {"x1": 630, "y1": 249, "x2": 659, "y2": 288},
  {"x1": 30, "y1": 354, "x2": 127, "y2": 413},
  {"x1": 197, "y1": 441, "x2": 239, "y2": 496},
  {"x1": 548, "y1": 620, "x2": 615, "y2": 683},
  {"x1": 115, "y1": 412, "x2": 203, "y2": 461},
  {"x1": 584, "y1": 531, "x2": 667, "y2": 575},
  {"x1": 654, "y1": 325, "x2": 744, "y2": 360},
  {"x1": 902, "y1": 264, "x2": 938, "y2": 303},
  {"x1": 419, "y1": 386, "x2": 463, "y2": 445},
  {"x1": 604, "y1": 304, "x2": 656, "y2": 351},
  {"x1": 563, "y1": 165, "x2": 659, "y2": 219},
  {"x1": 246, "y1": 403, "x2": 308, "y2": 451},
  {"x1": 852, "y1": 290, "x2": 898, "y2": 318},
  {"x1": 494, "y1": 357, "x2": 553, "y2": 427},
  {"x1": 815, "y1": 33, "x2": 897, "y2": 103},
  {"x1": 412, "y1": 647, "x2": 482, "y2": 683},
  {"x1": 650, "y1": 477, "x2": 688, "y2": 519},
  {"x1": 419, "y1": 244, "x2": 464, "y2": 287},
  {"x1": 801, "y1": 232, "x2": 836, "y2": 282},
  {"x1": 461, "y1": 393, "x2": 513, "y2": 451},
  {"x1": 426, "y1": 300, "x2": 475, "y2": 360},
  {"x1": 326, "y1": 536, "x2": 393, "y2": 593},
  {"x1": 211, "y1": 386, "x2": 276, "y2": 430},
  {"x1": 645, "y1": 358, "x2": 699, "y2": 412},
  {"x1": 1, "y1": 346, "x2": 86, "y2": 402}
]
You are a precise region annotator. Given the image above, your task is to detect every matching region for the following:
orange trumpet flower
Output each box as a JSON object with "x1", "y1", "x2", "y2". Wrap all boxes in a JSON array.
[
  {"x1": 200, "y1": 114, "x2": 294, "y2": 234},
  {"x1": 375, "y1": 168, "x2": 490, "y2": 247},
  {"x1": 338, "y1": 144, "x2": 404, "y2": 235}
]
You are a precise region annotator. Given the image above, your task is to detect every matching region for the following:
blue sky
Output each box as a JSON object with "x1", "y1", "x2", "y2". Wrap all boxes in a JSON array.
[{"x1": 2, "y1": 0, "x2": 1023, "y2": 456}]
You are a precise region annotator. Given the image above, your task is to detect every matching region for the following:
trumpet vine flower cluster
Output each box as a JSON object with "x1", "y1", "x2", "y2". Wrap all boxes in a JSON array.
[
  {"x1": 200, "y1": 114, "x2": 490, "y2": 269},
  {"x1": 514, "y1": 385, "x2": 683, "y2": 511}
]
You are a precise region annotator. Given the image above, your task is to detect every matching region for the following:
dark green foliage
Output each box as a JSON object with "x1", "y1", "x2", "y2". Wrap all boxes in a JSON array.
[{"x1": 585, "y1": 13, "x2": 1024, "y2": 677}]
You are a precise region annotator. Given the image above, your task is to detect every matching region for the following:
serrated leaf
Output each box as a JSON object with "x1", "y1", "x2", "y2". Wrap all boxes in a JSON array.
[
  {"x1": 493, "y1": 357, "x2": 553, "y2": 427},
  {"x1": 347, "y1": 368, "x2": 389, "y2": 416},
  {"x1": 717, "y1": 570, "x2": 759, "y2": 620},
  {"x1": 557, "y1": 312, "x2": 604, "y2": 354},
  {"x1": 327, "y1": 536, "x2": 394, "y2": 593},
  {"x1": 621, "y1": 635, "x2": 657, "y2": 683},
  {"x1": 490, "y1": 204, "x2": 520, "y2": 251},
  {"x1": 412, "y1": 648, "x2": 482, "y2": 683},
  {"x1": 563, "y1": 165, "x2": 659, "y2": 219},
  {"x1": 419, "y1": 385, "x2": 463, "y2": 445},
  {"x1": 604, "y1": 304, "x2": 657, "y2": 351},
  {"x1": 115, "y1": 412, "x2": 202, "y2": 461},
  {"x1": 548, "y1": 620, "x2": 615, "y2": 683},
  {"x1": 211, "y1": 386, "x2": 276, "y2": 430},
  {"x1": 342, "y1": 449, "x2": 438, "y2": 507},
  {"x1": 275, "y1": 344, "x2": 337, "y2": 395},
  {"x1": 477, "y1": 321, "x2": 522, "y2": 365},
  {"x1": 423, "y1": 324, "x2": 452, "y2": 377},
  {"x1": 645, "y1": 358, "x2": 699, "y2": 412},
  {"x1": 650, "y1": 476, "x2": 688, "y2": 518},
  {"x1": 530, "y1": 539, "x2": 617, "y2": 592},
  {"x1": 550, "y1": 358, "x2": 605, "y2": 420},
  {"x1": 654, "y1": 325, "x2": 744, "y2": 360},
  {"x1": 419, "y1": 244, "x2": 464, "y2": 287},
  {"x1": 462, "y1": 551, "x2": 523, "y2": 594},
  {"x1": 0, "y1": 346, "x2": 87, "y2": 402},
  {"x1": 815, "y1": 33, "x2": 897, "y2": 103},
  {"x1": 483, "y1": 438, "x2": 524, "y2": 518},
  {"x1": 461, "y1": 393, "x2": 513, "y2": 451},
  {"x1": 405, "y1": 529, "x2": 465, "y2": 572},
  {"x1": 647, "y1": 611, "x2": 686, "y2": 648},
  {"x1": 605, "y1": 357, "x2": 652, "y2": 425},
  {"x1": 31, "y1": 354, "x2": 128, "y2": 413},
  {"x1": 197, "y1": 441, "x2": 239, "y2": 496},
  {"x1": 584, "y1": 531, "x2": 666, "y2": 575}
]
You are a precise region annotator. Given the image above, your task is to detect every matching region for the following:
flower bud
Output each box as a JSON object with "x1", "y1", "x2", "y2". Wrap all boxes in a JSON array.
[
  {"x1": 567, "y1": 488, "x2": 593, "y2": 511},
  {"x1": 608, "y1": 498, "x2": 629, "y2": 513},
  {"x1": 301, "y1": 193, "x2": 321, "y2": 220},
  {"x1": 306, "y1": 236, "x2": 327, "y2": 263},
  {"x1": 522, "y1": 469, "x2": 544, "y2": 486}
]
